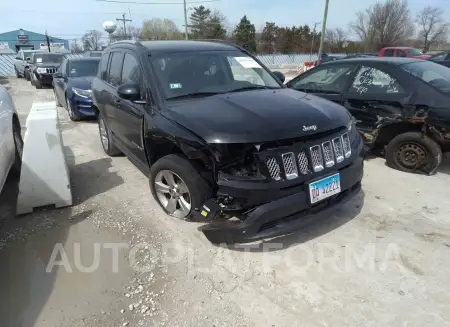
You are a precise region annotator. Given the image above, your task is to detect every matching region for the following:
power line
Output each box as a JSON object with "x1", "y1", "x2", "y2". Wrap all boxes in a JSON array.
[
  {"x1": 95, "y1": 0, "x2": 220, "y2": 4},
  {"x1": 117, "y1": 13, "x2": 132, "y2": 38}
]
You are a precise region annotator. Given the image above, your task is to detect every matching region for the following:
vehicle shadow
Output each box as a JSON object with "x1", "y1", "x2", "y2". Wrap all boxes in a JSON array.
[
  {"x1": 0, "y1": 145, "x2": 123, "y2": 326},
  {"x1": 219, "y1": 190, "x2": 365, "y2": 253},
  {"x1": 64, "y1": 146, "x2": 124, "y2": 205}
]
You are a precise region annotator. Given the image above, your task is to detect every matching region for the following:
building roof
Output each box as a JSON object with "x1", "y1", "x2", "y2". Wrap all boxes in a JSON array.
[{"x1": 0, "y1": 29, "x2": 68, "y2": 41}]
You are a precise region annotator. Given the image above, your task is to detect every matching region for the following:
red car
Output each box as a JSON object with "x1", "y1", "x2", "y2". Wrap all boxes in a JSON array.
[{"x1": 377, "y1": 47, "x2": 430, "y2": 60}]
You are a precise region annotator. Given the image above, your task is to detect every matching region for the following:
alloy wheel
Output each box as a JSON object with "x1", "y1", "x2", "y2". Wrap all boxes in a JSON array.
[
  {"x1": 98, "y1": 118, "x2": 109, "y2": 151},
  {"x1": 154, "y1": 170, "x2": 191, "y2": 219},
  {"x1": 66, "y1": 96, "x2": 74, "y2": 119}
]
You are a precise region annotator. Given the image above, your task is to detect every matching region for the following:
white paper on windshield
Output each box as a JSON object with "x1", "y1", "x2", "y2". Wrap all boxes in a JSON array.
[
  {"x1": 36, "y1": 58, "x2": 42, "y2": 63},
  {"x1": 234, "y1": 56, "x2": 261, "y2": 69}
]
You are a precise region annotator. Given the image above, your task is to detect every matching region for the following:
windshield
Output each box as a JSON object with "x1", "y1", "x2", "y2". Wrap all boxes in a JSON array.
[
  {"x1": 401, "y1": 61, "x2": 450, "y2": 92},
  {"x1": 68, "y1": 60, "x2": 100, "y2": 77},
  {"x1": 34, "y1": 53, "x2": 64, "y2": 64},
  {"x1": 149, "y1": 51, "x2": 282, "y2": 100},
  {"x1": 406, "y1": 48, "x2": 423, "y2": 56}
]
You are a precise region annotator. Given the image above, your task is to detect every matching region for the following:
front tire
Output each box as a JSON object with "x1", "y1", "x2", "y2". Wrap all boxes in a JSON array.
[
  {"x1": 66, "y1": 95, "x2": 80, "y2": 121},
  {"x1": 34, "y1": 78, "x2": 42, "y2": 89},
  {"x1": 98, "y1": 112, "x2": 121, "y2": 156},
  {"x1": 149, "y1": 154, "x2": 212, "y2": 219},
  {"x1": 385, "y1": 132, "x2": 442, "y2": 175}
]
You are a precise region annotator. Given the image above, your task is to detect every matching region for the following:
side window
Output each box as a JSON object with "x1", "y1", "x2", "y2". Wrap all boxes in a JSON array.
[
  {"x1": 396, "y1": 50, "x2": 407, "y2": 57},
  {"x1": 444, "y1": 53, "x2": 450, "y2": 61},
  {"x1": 383, "y1": 49, "x2": 394, "y2": 57},
  {"x1": 121, "y1": 53, "x2": 142, "y2": 84},
  {"x1": 349, "y1": 66, "x2": 405, "y2": 95},
  {"x1": 107, "y1": 52, "x2": 124, "y2": 87},
  {"x1": 291, "y1": 65, "x2": 355, "y2": 94},
  {"x1": 98, "y1": 53, "x2": 111, "y2": 81}
]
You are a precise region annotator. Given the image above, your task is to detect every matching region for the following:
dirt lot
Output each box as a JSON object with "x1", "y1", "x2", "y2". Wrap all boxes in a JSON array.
[{"x1": 0, "y1": 77, "x2": 449, "y2": 327}]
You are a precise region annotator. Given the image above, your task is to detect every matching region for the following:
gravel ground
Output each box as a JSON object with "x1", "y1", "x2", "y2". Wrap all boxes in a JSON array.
[{"x1": 0, "y1": 77, "x2": 449, "y2": 327}]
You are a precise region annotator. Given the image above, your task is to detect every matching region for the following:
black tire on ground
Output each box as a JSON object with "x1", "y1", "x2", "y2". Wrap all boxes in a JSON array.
[
  {"x1": 15, "y1": 68, "x2": 21, "y2": 78},
  {"x1": 54, "y1": 89, "x2": 62, "y2": 107},
  {"x1": 66, "y1": 95, "x2": 80, "y2": 121},
  {"x1": 10, "y1": 120, "x2": 23, "y2": 177},
  {"x1": 25, "y1": 72, "x2": 30, "y2": 81},
  {"x1": 30, "y1": 74, "x2": 35, "y2": 85},
  {"x1": 98, "y1": 112, "x2": 121, "y2": 156},
  {"x1": 35, "y1": 78, "x2": 42, "y2": 89},
  {"x1": 385, "y1": 132, "x2": 442, "y2": 175},
  {"x1": 149, "y1": 154, "x2": 212, "y2": 220}
]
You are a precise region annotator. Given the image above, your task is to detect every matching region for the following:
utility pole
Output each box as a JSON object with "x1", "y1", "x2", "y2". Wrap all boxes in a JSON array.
[
  {"x1": 116, "y1": 13, "x2": 132, "y2": 40},
  {"x1": 183, "y1": 0, "x2": 189, "y2": 40},
  {"x1": 45, "y1": 30, "x2": 51, "y2": 52},
  {"x1": 317, "y1": 0, "x2": 330, "y2": 65}
]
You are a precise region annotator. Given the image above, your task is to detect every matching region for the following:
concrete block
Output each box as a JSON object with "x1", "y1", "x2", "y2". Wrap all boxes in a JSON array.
[{"x1": 16, "y1": 102, "x2": 72, "y2": 215}]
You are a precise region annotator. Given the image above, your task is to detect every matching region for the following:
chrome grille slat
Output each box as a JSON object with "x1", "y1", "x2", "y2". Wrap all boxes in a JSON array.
[
  {"x1": 46, "y1": 68, "x2": 57, "y2": 74},
  {"x1": 297, "y1": 150, "x2": 310, "y2": 175},
  {"x1": 266, "y1": 157, "x2": 281, "y2": 180},
  {"x1": 281, "y1": 152, "x2": 298, "y2": 180},
  {"x1": 310, "y1": 145, "x2": 324, "y2": 172},
  {"x1": 341, "y1": 133, "x2": 351, "y2": 158},
  {"x1": 322, "y1": 141, "x2": 335, "y2": 167},
  {"x1": 332, "y1": 137, "x2": 344, "y2": 163}
]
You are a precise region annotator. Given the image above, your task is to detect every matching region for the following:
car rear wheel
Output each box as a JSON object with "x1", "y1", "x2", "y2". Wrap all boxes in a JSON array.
[
  {"x1": 10, "y1": 121, "x2": 23, "y2": 177},
  {"x1": 385, "y1": 132, "x2": 442, "y2": 175},
  {"x1": 66, "y1": 96, "x2": 80, "y2": 121},
  {"x1": 15, "y1": 68, "x2": 21, "y2": 78},
  {"x1": 98, "y1": 112, "x2": 121, "y2": 156},
  {"x1": 149, "y1": 154, "x2": 212, "y2": 220}
]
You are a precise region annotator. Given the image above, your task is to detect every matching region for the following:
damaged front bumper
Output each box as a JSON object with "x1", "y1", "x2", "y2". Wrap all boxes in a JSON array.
[{"x1": 199, "y1": 154, "x2": 364, "y2": 244}]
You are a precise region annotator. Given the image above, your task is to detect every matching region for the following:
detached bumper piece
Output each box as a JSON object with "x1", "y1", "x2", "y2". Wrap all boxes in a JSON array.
[{"x1": 201, "y1": 157, "x2": 363, "y2": 244}]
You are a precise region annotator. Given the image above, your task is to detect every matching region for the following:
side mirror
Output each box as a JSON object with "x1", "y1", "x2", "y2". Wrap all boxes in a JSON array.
[
  {"x1": 53, "y1": 72, "x2": 63, "y2": 78},
  {"x1": 273, "y1": 71, "x2": 285, "y2": 83},
  {"x1": 26, "y1": 57, "x2": 31, "y2": 62},
  {"x1": 117, "y1": 83, "x2": 141, "y2": 102}
]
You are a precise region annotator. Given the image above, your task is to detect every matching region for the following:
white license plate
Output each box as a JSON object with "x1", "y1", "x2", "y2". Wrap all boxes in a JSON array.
[{"x1": 308, "y1": 173, "x2": 341, "y2": 204}]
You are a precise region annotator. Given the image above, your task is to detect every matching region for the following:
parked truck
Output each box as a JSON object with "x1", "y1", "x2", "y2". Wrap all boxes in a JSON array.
[{"x1": 13, "y1": 49, "x2": 47, "y2": 78}]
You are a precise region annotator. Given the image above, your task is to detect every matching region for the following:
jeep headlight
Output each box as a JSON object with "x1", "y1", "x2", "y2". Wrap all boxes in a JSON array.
[
  {"x1": 36, "y1": 68, "x2": 47, "y2": 74},
  {"x1": 73, "y1": 87, "x2": 92, "y2": 98}
]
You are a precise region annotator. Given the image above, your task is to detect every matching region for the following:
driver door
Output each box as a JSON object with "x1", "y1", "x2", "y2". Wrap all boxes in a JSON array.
[{"x1": 287, "y1": 64, "x2": 359, "y2": 105}]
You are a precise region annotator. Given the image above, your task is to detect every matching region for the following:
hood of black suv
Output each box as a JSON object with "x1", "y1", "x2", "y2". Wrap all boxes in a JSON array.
[{"x1": 162, "y1": 88, "x2": 351, "y2": 143}]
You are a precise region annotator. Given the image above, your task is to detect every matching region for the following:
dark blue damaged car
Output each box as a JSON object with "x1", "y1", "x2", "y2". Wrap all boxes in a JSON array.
[{"x1": 52, "y1": 57, "x2": 100, "y2": 121}]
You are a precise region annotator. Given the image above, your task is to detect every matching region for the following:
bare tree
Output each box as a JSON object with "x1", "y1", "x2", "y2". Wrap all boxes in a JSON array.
[
  {"x1": 112, "y1": 25, "x2": 142, "y2": 41},
  {"x1": 141, "y1": 18, "x2": 183, "y2": 40},
  {"x1": 325, "y1": 28, "x2": 347, "y2": 45},
  {"x1": 350, "y1": 0, "x2": 414, "y2": 51},
  {"x1": 82, "y1": 30, "x2": 104, "y2": 50},
  {"x1": 416, "y1": 6, "x2": 449, "y2": 52},
  {"x1": 69, "y1": 39, "x2": 83, "y2": 53}
]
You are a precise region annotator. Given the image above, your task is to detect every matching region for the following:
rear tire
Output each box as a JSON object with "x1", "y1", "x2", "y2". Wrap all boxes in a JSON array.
[
  {"x1": 15, "y1": 68, "x2": 21, "y2": 78},
  {"x1": 35, "y1": 78, "x2": 42, "y2": 89},
  {"x1": 98, "y1": 112, "x2": 121, "y2": 156},
  {"x1": 385, "y1": 132, "x2": 442, "y2": 175},
  {"x1": 149, "y1": 154, "x2": 212, "y2": 220},
  {"x1": 10, "y1": 121, "x2": 23, "y2": 177}
]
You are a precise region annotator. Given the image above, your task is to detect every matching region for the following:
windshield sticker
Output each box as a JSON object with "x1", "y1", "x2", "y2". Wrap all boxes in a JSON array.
[
  {"x1": 169, "y1": 83, "x2": 182, "y2": 89},
  {"x1": 234, "y1": 57, "x2": 261, "y2": 69},
  {"x1": 36, "y1": 58, "x2": 42, "y2": 63}
]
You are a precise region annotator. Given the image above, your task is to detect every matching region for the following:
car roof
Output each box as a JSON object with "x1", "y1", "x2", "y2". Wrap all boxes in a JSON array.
[
  {"x1": 323, "y1": 57, "x2": 421, "y2": 65},
  {"x1": 111, "y1": 40, "x2": 238, "y2": 54},
  {"x1": 67, "y1": 57, "x2": 100, "y2": 62},
  {"x1": 382, "y1": 46, "x2": 415, "y2": 50}
]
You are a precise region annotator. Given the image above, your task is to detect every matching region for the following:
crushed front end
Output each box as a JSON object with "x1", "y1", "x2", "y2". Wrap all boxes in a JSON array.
[{"x1": 197, "y1": 125, "x2": 365, "y2": 244}]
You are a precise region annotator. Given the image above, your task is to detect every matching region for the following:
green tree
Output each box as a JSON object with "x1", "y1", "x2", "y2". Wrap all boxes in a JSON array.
[
  {"x1": 189, "y1": 5, "x2": 211, "y2": 38},
  {"x1": 260, "y1": 22, "x2": 278, "y2": 53},
  {"x1": 206, "y1": 9, "x2": 227, "y2": 39},
  {"x1": 233, "y1": 15, "x2": 257, "y2": 52}
]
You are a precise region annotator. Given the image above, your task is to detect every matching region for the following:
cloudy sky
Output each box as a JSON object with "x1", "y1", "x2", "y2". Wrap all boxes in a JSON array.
[{"x1": 0, "y1": 0, "x2": 449, "y2": 41}]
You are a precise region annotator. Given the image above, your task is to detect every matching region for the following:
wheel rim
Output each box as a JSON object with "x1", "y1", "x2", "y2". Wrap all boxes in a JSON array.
[
  {"x1": 13, "y1": 129, "x2": 23, "y2": 159},
  {"x1": 394, "y1": 142, "x2": 427, "y2": 170},
  {"x1": 66, "y1": 97, "x2": 73, "y2": 118},
  {"x1": 154, "y1": 170, "x2": 191, "y2": 219},
  {"x1": 98, "y1": 118, "x2": 109, "y2": 150}
]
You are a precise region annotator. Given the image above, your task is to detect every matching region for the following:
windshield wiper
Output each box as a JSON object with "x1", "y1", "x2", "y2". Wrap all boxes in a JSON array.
[
  {"x1": 166, "y1": 91, "x2": 221, "y2": 100},
  {"x1": 226, "y1": 85, "x2": 279, "y2": 93}
]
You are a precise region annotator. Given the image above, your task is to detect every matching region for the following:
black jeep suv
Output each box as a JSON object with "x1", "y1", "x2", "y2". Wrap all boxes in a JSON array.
[
  {"x1": 30, "y1": 52, "x2": 65, "y2": 89},
  {"x1": 92, "y1": 40, "x2": 365, "y2": 244}
]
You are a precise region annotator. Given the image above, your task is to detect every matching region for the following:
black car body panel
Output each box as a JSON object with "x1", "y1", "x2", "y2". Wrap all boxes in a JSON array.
[
  {"x1": 162, "y1": 89, "x2": 350, "y2": 143},
  {"x1": 92, "y1": 40, "x2": 364, "y2": 243},
  {"x1": 53, "y1": 57, "x2": 100, "y2": 118},
  {"x1": 427, "y1": 51, "x2": 450, "y2": 68},
  {"x1": 286, "y1": 57, "x2": 450, "y2": 151}
]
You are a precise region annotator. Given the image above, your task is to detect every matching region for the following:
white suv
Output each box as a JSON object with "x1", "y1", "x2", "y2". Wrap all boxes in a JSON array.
[
  {"x1": 0, "y1": 85, "x2": 22, "y2": 193},
  {"x1": 14, "y1": 49, "x2": 46, "y2": 78}
]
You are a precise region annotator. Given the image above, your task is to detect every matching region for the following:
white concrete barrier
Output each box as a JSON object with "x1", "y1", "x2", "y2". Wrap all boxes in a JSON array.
[{"x1": 16, "y1": 102, "x2": 72, "y2": 215}]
